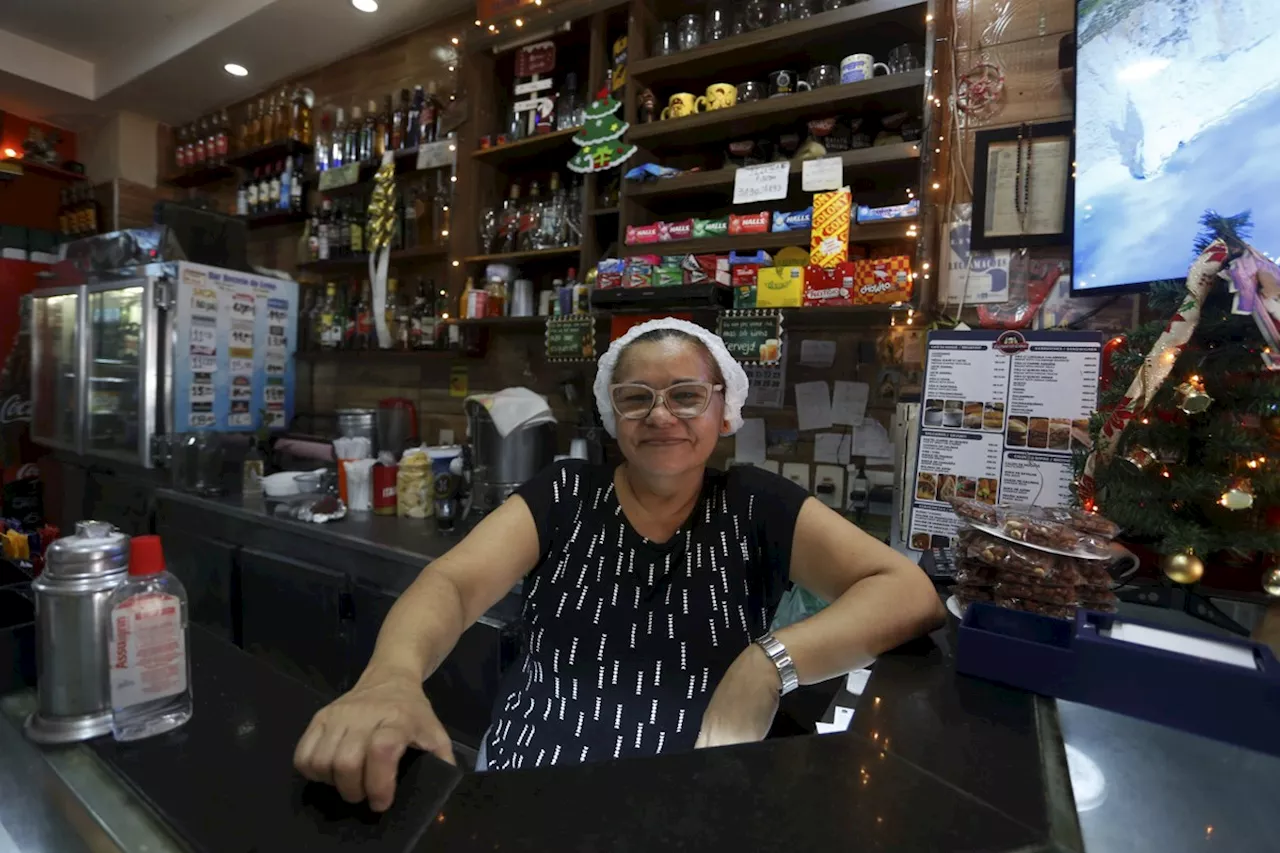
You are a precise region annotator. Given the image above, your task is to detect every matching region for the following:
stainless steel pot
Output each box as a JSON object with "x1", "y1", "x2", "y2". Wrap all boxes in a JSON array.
[
  {"x1": 466, "y1": 402, "x2": 557, "y2": 513},
  {"x1": 26, "y1": 520, "x2": 130, "y2": 744},
  {"x1": 336, "y1": 408, "x2": 378, "y2": 450}
]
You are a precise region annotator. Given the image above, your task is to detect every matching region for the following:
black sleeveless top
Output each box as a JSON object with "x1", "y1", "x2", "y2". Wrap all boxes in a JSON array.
[{"x1": 481, "y1": 460, "x2": 809, "y2": 770}]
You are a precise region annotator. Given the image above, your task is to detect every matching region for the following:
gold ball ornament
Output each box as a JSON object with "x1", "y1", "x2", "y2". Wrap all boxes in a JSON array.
[
  {"x1": 1264, "y1": 567, "x2": 1280, "y2": 598},
  {"x1": 1161, "y1": 551, "x2": 1204, "y2": 585}
]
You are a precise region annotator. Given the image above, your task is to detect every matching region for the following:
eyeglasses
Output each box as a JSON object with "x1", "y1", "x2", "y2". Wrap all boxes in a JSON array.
[{"x1": 609, "y1": 381, "x2": 724, "y2": 420}]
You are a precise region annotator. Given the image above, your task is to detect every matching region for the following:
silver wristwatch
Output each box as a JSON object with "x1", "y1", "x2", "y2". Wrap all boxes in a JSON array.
[{"x1": 754, "y1": 632, "x2": 799, "y2": 696}]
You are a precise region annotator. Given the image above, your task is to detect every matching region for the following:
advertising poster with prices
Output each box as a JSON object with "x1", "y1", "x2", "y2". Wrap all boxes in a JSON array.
[
  {"x1": 907, "y1": 329, "x2": 1102, "y2": 551},
  {"x1": 172, "y1": 262, "x2": 297, "y2": 432}
]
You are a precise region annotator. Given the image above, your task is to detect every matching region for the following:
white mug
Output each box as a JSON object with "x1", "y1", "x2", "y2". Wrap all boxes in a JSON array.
[{"x1": 840, "y1": 53, "x2": 890, "y2": 83}]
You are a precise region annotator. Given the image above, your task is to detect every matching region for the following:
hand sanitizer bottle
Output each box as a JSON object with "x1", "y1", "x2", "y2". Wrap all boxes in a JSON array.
[{"x1": 107, "y1": 535, "x2": 193, "y2": 741}]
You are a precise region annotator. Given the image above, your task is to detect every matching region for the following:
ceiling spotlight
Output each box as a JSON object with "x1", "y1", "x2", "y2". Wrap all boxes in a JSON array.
[
  {"x1": 351, "y1": 0, "x2": 378, "y2": 12},
  {"x1": 224, "y1": 63, "x2": 249, "y2": 77}
]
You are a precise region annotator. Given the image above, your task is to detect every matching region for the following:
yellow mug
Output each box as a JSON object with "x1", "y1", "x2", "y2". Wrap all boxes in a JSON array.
[
  {"x1": 660, "y1": 93, "x2": 696, "y2": 120},
  {"x1": 696, "y1": 83, "x2": 737, "y2": 112}
]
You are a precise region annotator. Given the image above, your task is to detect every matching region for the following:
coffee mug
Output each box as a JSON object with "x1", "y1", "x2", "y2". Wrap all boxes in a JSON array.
[
  {"x1": 841, "y1": 54, "x2": 890, "y2": 83},
  {"x1": 737, "y1": 80, "x2": 765, "y2": 103},
  {"x1": 768, "y1": 69, "x2": 811, "y2": 97},
  {"x1": 661, "y1": 92, "x2": 697, "y2": 120},
  {"x1": 696, "y1": 82, "x2": 737, "y2": 111},
  {"x1": 806, "y1": 64, "x2": 839, "y2": 89}
]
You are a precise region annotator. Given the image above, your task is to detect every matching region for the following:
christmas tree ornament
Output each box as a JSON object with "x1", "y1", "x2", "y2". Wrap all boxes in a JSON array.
[
  {"x1": 1173, "y1": 374, "x2": 1213, "y2": 414},
  {"x1": 1123, "y1": 445, "x2": 1159, "y2": 471},
  {"x1": 567, "y1": 93, "x2": 637, "y2": 174},
  {"x1": 366, "y1": 152, "x2": 398, "y2": 348},
  {"x1": 1218, "y1": 478, "x2": 1254, "y2": 510},
  {"x1": 1263, "y1": 566, "x2": 1280, "y2": 597},
  {"x1": 1161, "y1": 551, "x2": 1204, "y2": 585}
]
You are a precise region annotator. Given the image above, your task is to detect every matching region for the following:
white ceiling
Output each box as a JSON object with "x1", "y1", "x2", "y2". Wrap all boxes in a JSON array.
[{"x1": 0, "y1": 0, "x2": 470, "y2": 129}]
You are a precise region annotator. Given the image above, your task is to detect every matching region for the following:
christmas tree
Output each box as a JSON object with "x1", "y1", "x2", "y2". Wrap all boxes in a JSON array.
[
  {"x1": 1074, "y1": 211, "x2": 1280, "y2": 594},
  {"x1": 567, "y1": 93, "x2": 636, "y2": 174}
]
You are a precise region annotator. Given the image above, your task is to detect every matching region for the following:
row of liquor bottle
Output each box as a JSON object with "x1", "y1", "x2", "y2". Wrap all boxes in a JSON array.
[
  {"x1": 235, "y1": 155, "x2": 307, "y2": 218},
  {"x1": 299, "y1": 278, "x2": 454, "y2": 352},
  {"x1": 172, "y1": 86, "x2": 313, "y2": 173},
  {"x1": 315, "y1": 84, "x2": 449, "y2": 171},
  {"x1": 57, "y1": 184, "x2": 101, "y2": 241},
  {"x1": 479, "y1": 175, "x2": 582, "y2": 255},
  {"x1": 306, "y1": 172, "x2": 454, "y2": 263}
]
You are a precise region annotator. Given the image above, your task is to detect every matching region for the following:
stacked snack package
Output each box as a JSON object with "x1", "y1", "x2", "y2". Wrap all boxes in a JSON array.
[{"x1": 949, "y1": 498, "x2": 1120, "y2": 619}]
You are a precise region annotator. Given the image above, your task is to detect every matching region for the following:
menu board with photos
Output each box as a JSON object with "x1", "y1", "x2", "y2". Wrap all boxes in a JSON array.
[{"x1": 907, "y1": 329, "x2": 1102, "y2": 551}]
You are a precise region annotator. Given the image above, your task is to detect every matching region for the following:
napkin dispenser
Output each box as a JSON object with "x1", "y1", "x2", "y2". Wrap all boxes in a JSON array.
[{"x1": 957, "y1": 603, "x2": 1280, "y2": 756}]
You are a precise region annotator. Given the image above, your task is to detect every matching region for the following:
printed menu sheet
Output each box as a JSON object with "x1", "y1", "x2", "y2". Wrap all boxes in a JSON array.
[{"x1": 907, "y1": 329, "x2": 1102, "y2": 551}]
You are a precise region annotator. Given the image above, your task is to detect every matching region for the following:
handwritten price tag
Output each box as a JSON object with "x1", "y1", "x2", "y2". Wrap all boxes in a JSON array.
[
  {"x1": 802, "y1": 157, "x2": 843, "y2": 192},
  {"x1": 733, "y1": 161, "x2": 790, "y2": 206},
  {"x1": 189, "y1": 325, "x2": 215, "y2": 346},
  {"x1": 415, "y1": 139, "x2": 457, "y2": 171}
]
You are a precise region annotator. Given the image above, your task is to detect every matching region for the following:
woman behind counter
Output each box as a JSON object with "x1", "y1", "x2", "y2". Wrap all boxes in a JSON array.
[{"x1": 295, "y1": 318, "x2": 944, "y2": 810}]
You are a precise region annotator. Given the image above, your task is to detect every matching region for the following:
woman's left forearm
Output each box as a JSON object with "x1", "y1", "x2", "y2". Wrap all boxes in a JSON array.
[{"x1": 772, "y1": 568, "x2": 944, "y2": 685}]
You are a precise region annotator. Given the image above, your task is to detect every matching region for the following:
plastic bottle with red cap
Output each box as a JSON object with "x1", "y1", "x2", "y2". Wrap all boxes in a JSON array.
[{"x1": 105, "y1": 534, "x2": 193, "y2": 741}]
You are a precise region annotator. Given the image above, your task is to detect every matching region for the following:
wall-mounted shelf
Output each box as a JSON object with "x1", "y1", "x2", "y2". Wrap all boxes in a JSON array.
[
  {"x1": 8, "y1": 159, "x2": 89, "y2": 182},
  {"x1": 629, "y1": 0, "x2": 928, "y2": 87},
  {"x1": 619, "y1": 221, "x2": 912, "y2": 256},
  {"x1": 227, "y1": 139, "x2": 313, "y2": 171},
  {"x1": 470, "y1": 127, "x2": 582, "y2": 168},
  {"x1": 626, "y1": 142, "x2": 921, "y2": 202},
  {"x1": 464, "y1": 246, "x2": 581, "y2": 264},
  {"x1": 162, "y1": 164, "x2": 237, "y2": 188},
  {"x1": 626, "y1": 72, "x2": 925, "y2": 151}
]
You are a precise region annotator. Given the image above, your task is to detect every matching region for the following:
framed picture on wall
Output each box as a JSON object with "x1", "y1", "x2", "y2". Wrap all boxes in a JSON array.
[{"x1": 970, "y1": 121, "x2": 1074, "y2": 250}]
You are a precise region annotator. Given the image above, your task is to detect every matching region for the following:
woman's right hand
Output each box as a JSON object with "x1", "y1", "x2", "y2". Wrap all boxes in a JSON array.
[{"x1": 292, "y1": 667, "x2": 456, "y2": 812}]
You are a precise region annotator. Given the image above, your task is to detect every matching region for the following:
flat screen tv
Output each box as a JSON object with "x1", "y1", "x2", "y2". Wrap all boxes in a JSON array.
[{"x1": 1073, "y1": 0, "x2": 1280, "y2": 294}]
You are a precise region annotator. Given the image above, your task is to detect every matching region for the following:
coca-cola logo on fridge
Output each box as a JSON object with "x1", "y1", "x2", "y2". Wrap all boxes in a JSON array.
[{"x1": 0, "y1": 395, "x2": 31, "y2": 424}]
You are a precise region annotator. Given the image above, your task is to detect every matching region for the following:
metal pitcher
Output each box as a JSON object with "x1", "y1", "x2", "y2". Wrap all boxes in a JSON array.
[{"x1": 25, "y1": 521, "x2": 130, "y2": 744}]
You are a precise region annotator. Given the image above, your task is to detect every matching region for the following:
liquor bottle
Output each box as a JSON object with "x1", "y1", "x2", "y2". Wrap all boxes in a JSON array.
[
  {"x1": 384, "y1": 277, "x2": 399, "y2": 347},
  {"x1": 278, "y1": 157, "x2": 292, "y2": 211},
  {"x1": 318, "y1": 198, "x2": 333, "y2": 260},
  {"x1": 269, "y1": 161, "x2": 282, "y2": 211},
  {"x1": 499, "y1": 183, "x2": 521, "y2": 254},
  {"x1": 346, "y1": 105, "x2": 362, "y2": 165},
  {"x1": 307, "y1": 202, "x2": 321, "y2": 261},
  {"x1": 257, "y1": 167, "x2": 272, "y2": 214},
  {"x1": 518, "y1": 181, "x2": 541, "y2": 252},
  {"x1": 338, "y1": 200, "x2": 352, "y2": 258},
  {"x1": 378, "y1": 95, "x2": 392, "y2": 157},
  {"x1": 318, "y1": 282, "x2": 338, "y2": 349},
  {"x1": 343, "y1": 281, "x2": 359, "y2": 348},
  {"x1": 354, "y1": 280, "x2": 373, "y2": 350},
  {"x1": 364, "y1": 100, "x2": 378, "y2": 161},
  {"x1": 193, "y1": 117, "x2": 208, "y2": 166},
  {"x1": 185, "y1": 123, "x2": 199, "y2": 168},
  {"x1": 245, "y1": 101, "x2": 260, "y2": 152},
  {"x1": 395, "y1": 280, "x2": 414, "y2": 350},
  {"x1": 291, "y1": 87, "x2": 310, "y2": 144},
  {"x1": 350, "y1": 198, "x2": 364, "y2": 255},
  {"x1": 417, "y1": 278, "x2": 439, "y2": 349},
  {"x1": 421, "y1": 82, "x2": 441, "y2": 145},
  {"x1": 275, "y1": 88, "x2": 290, "y2": 143},
  {"x1": 406, "y1": 86, "x2": 424, "y2": 148},
  {"x1": 392, "y1": 89, "x2": 409, "y2": 151},
  {"x1": 402, "y1": 180, "x2": 419, "y2": 250},
  {"x1": 246, "y1": 167, "x2": 260, "y2": 216},
  {"x1": 205, "y1": 117, "x2": 218, "y2": 167},
  {"x1": 261, "y1": 96, "x2": 275, "y2": 146},
  {"x1": 290, "y1": 156, "x2": 305, "y2": 212},
  {"x1": 331, "y1": 108, "x2": 346, "y2": 169},
  {"x1": 174, "y1": 126, "x2": 187, "y2": 173},
  {"x1": 217, "y1": 109, "x2": 231, "y2": 163},
  {"x1": 537, "y1": 171, "x2": 565, "y2": 249},
  {"x1": 236, "y1": 173, "x2": 249, "y2": 217}
]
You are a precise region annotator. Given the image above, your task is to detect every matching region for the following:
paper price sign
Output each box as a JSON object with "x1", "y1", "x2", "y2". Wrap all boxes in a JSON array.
[
  {"x1": 230, "y1": 357, "x2": 254, "y2": 373},
  {"x1": 189, "y1": 413, "x2": 216, "y2": 428},
  {"x1": 189, "y1": 325, "x2": 215, "y2": 346},
  {"x1": 318, "y1": 162, "x2": 360, "y2": 191},
  {"x1": 716, "y1": 311, "x2": 783, "y2": 363},
  {"x1": 263, "y1": 385, "x2": 286, "y2": 403},
  {"x1": 190, "y1": 355, "x2": 217, "y2": 372},
  {"x1": 190, "y1": 383, "x2": 215, "y2": 402},
  {"x1": 191, "y1": 295, "x2": 218, "y2": 314},
  {"x1": 268, "y1": 334, "x2": 287, "y2": 348},
  {"x1": 265, "y1": 361, "x2": 285, "y2": 376},
  {"x1": 268, "y1": 308, "x2": 288, "y2": 323},
  {"x1": 733, "y1": 161, "x2": 790, "y2": 205},
  {"x1": 415, "y1": 139, "x2": 457, "y2": 171},
  {"x1": 232, "y1": 300, "x2": 255, "y2": 316},
  {"x1": 545, "y1": 316, "x2": 597, "y2": 362},
  {"x1": 802, "y1": 157, "x2": 843, "y2": 192}
]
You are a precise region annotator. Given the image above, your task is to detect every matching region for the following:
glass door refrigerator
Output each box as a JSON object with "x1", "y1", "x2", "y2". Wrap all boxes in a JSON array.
[{"x1": 31, "y1": 240, "x2": 298, "y2": 469}]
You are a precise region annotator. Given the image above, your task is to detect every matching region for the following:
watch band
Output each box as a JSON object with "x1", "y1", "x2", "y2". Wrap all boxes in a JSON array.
[{"x1": 754, "y1": 632, "x2": 800, "y2": 696}]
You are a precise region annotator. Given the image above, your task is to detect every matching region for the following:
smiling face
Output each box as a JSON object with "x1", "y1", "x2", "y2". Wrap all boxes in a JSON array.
[{"x1": 612, "y1": 335, "x2": 727, "y2": 477}]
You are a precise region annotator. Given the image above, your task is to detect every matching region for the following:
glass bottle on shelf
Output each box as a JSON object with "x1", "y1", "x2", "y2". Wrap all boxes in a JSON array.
[
  {"x1": 394, "y1": 279, "x2": 412, "y2": 350},
  {"x1": 317, "y1": 198, "x2": 333, "y2": 260},
  {"x1": 407, "y1": 86, "x2": 424, "y2": 148},
  {"x1": 291, "y1": 87, "x2": 313, "y2": 145},
  {"x1": 319, "y1": 282, "x2": 339, "y2": 350},
  {"x1": 246, "y1": 168, "x2": 260, "y2": 216},
  {"x1": 392, "y1": 89, "x2": 409, "y2": 150},
  {"x1": 236, "y1": 174, "x2": 249, "y2": 217},
  {"x1": 353, "y1": 280, "x2": 373, "y2": 350},
  {"x1": 518, "y1": 181, "x2": 541, "y2": 252},
  {"x1": 331, "y1": 108, "x2": 346, "y2": 169},
  {"x1": 191, "y1": 117, "x2": 206, "y2": 166},
  {"x1": 350, "y1": 198, "x2": 364, "y2": 255},
  {"x1": 261, "y1": 96, "x2": 275, "y2": 146},
  {"x1": 345, "y1": 105, "x2": 361, "y2": 165},
  {"x1": 174, "y1": 126, "x2": 188, "y2": 172},
  {"x1": 484, "y1": 275, "x2": 507, "y2": 318},
  {"x1": 421, "y1": 82, "x2": 441, "y2": 145},
  {"x1": 205, "y1": 116, "x2": 218, "y2": 166},
  {"x1": 373, "y1": 99, "x2": 387, "y2": 159},
  {"x1": 257, "y1": 167, "x2": 272, "y2": 214},
  {"x1": 409, "y1": 277, "x2": 428, "y2": 348},
  {"x1": 361, "y1": 102, "x2": 376, "y2": 162},
  {"x1": 538, "y1": 172, "x2": 565, "y2": 249},
  {"x1": 217, "y1": 110, "x2": 231, "y2": 163},
  {"x1": 274, "y1": 159, "x2": 288, "y2": 211},
  {"x1": 499, "y1": 183, "x2": 521, "y2": 254},
  {"x1": 421, "y1": 278, "x2": 441, "y2": 348},
  {"x1": 334, "y1": 201, "x2": 350, "y2": 258},
  {"x1": 275, "y1": 88, "x2": 290, "y2": 142},
  {"x1": 402, "y1": 181, "x2": 420, "y2": 250},
  {"x1": 290, "y1": 156, "x2": 305, "y2": 212}
]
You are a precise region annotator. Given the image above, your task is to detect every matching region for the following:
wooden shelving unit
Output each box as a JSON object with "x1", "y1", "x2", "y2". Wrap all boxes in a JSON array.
[
  {"x1": 227, "y1": 139, "x2": 313, "y2": 171},
  {"x1": 470, "y1": 127, "x2": 583, "y2": 167},
  {"x1": 463, "y1": 246, "x2": 582, "y2": 264}
]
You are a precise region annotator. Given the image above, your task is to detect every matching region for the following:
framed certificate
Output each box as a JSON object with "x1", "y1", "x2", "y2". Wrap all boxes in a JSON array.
[{"x1": 971, "y1": 121, "x2": 1074, "y2": 250}]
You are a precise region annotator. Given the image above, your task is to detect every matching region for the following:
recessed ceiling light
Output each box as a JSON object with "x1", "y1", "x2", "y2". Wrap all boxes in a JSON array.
[
  {"x1": 224, "y1": 63, "x2": 249, "y2": 77},
  {"x1": 351, "y1": 0, "x2": 378, "y2": 11}
]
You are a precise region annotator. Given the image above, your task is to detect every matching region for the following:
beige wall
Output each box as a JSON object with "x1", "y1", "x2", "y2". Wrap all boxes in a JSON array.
[{"x1": 80, "y1": 110, "x2": 161, "y2": 188}]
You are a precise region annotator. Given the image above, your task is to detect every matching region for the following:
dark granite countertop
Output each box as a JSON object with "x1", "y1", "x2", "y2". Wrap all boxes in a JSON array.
[{"x1": 66, "y1": 625, "x2": 1080, "y2": 853}]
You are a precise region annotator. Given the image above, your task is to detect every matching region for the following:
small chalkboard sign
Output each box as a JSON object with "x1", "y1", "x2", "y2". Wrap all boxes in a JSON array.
[
  {"x1": 546, "y1": 316, "x2": 597, "y2": 362},
  {"x1": 717, "y1": 310, "x2": 783, "y2": 364}
]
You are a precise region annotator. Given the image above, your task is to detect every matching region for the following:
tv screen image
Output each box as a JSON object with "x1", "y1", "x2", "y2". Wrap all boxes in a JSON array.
[{"x1": 1074, "y1": 0, "x2": 1280, "y2": 293}]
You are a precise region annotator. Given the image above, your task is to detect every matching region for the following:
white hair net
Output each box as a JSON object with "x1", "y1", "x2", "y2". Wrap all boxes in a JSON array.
[{"x1": 593, "y1": 317, "x2": 750, "y2": 437}]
